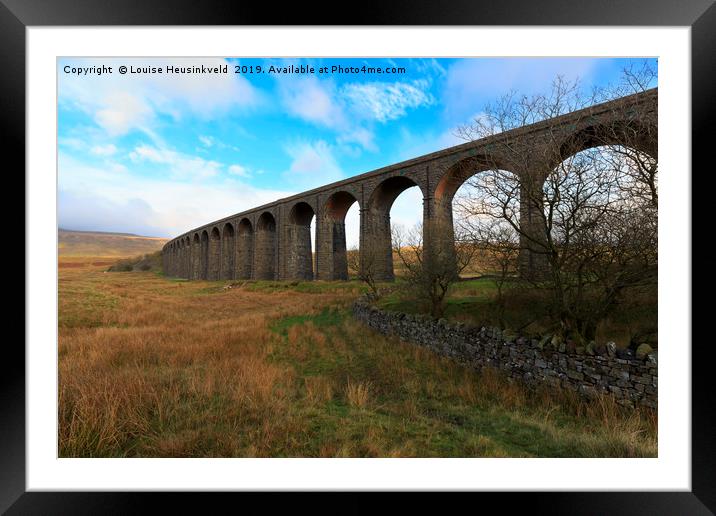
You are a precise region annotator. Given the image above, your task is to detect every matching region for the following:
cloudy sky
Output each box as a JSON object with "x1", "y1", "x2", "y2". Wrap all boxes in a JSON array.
[{"x1": 58, "y1": 57, "x2": 656, "y2": 246}]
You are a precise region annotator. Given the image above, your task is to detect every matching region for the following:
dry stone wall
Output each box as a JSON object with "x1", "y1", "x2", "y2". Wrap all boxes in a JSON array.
[{"x1": 353, "y1": 296, "x2": 657, "y2": 409}]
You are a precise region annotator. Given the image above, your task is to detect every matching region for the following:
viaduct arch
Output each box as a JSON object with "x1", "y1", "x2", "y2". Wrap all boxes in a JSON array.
[{"x1": 163, "y1": 89, "x2": 658, "y2": 282}]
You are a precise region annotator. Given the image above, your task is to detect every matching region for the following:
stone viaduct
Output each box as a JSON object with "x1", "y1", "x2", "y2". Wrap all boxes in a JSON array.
[{"x1": 162, "y1": 89, "x2": 657, "y2": 282}]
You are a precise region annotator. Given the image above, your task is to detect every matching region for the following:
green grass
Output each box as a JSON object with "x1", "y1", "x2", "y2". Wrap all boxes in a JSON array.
[
  {"x1": 262, "y1": 309, "x2": 655, "y2": 457},
  {"x1": 377, "y1": 277, "x2": 499, "y2": 325},
  {"x1": 270, "y1": 307, "x2": 346, "y2": 337},
  {"x1": 243, "y1": 279, "x2": 373, "y2": 294},
  {"x1": 58, "y1": 283, "x2": 120, "y2": 328}
]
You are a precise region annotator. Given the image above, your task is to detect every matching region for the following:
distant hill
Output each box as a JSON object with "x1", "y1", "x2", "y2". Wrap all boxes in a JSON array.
[
  {"x1": 58, "y1": 228, "x2": 163, "y2": 238},
  {"x1": 58, "y1": 228, "x2": 168, "y2": 257}
]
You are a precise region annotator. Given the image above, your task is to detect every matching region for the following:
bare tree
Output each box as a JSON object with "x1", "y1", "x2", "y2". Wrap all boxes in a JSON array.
[
  {"x1": 347, "y1": 246, "x2": 379, "y2": 296},
  {"x1": 452, "y1": 64, "x2": 658, "y2": 342},
  {"x1": 454, "y1": 213, "x2": 520, "y2": 326},
  {"x1": 392, "y1": 222, "x2": 477, "y2": 318}
]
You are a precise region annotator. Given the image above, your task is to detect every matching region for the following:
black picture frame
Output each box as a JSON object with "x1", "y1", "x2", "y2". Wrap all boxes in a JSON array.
[{"x1": 5, "y1": 1, "x2": 712, "y2": 513}]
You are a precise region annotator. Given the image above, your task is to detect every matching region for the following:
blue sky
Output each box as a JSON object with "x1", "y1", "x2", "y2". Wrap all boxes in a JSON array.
[{"x1": 58, "y1": 57, "x2": 656, "y2": 246}]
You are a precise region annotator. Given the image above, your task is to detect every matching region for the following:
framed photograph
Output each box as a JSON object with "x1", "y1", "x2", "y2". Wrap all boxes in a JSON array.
[{"x1": 8, "y1": 0, "x2": 712, "y2": 512}]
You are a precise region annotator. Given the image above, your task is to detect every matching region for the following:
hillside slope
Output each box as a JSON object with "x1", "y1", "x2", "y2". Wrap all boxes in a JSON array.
[{"x1": 58, "y1": 229, "x2": 168, "y2": 257}]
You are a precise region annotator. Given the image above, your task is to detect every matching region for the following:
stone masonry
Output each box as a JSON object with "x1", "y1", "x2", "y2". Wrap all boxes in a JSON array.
[{"x1": 162, "y1": 89, "x2": 658, "y2": 283}]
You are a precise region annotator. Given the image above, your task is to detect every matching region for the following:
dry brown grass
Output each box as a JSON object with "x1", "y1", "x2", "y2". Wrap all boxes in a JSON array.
[
  {"x1": 59, "y1": 258, "x2": 351, "y2": 456},
  {"x1": 58, "y1": 256, "x2": 657, "y2": 458},
  {"x1": 389, "y1": 246, "x2": 507, "y2": 279},
  {"x1": 344, "y1": 379, "x2": 371, "y2": 408}
]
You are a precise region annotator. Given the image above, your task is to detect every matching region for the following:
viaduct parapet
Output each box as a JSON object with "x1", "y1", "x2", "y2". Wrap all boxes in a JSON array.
[{"x1": 162, "y1": 89, "x2": 657, "y2": 282}]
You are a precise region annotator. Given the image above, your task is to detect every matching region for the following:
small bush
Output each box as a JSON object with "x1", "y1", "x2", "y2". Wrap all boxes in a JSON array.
[
  {"x1": 107, "y1": 251, "x2": 162, "y2": 273},
  {"x1": 108, "y1": 260, "x2": 134, "y2": 272}
]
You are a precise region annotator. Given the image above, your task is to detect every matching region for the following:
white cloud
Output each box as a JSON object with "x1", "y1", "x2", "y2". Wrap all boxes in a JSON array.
[
  {"x1": 58, "y1": 152, "x2": 294, "y2": 237},
  {"x1": 337, "y1": 127, "x2": 377, "y2": 153},
  {"x1": 59, "y1": 190, "x2": 165, "y2": 237},
  {"x1": 341, "y1": 80, "x2": 434, "y2": 122},
  {"x1": 277, "y1": 76, "x2": 387, "y2": 153},
  {"x1": 107, "y1": 162, "x2": 128, "y2": 173},
  {"x1": 59, "y1": 57, "x2": 263, "y2": 137},
  {"x1": 58, "y1": 137, "x2": 87, "y2": 151},
  {"x1": 129, "y1": 145, "x2": 162, "y2": 162},
  {"x1": 413, "y1": 58, "x2": 447, "y2": 77},
  {"x1": 199, "y1": 135, "x2": 215, "y2": 147},
  {"x1": 279, "y1": 76, "x2": 345, "y2": 128},
  {"x1": 90, "y1": 143, "x2": 118, "y2": 156},
  {"x1": 283, "y1": 140, "x2": 344, "y2": 189},
  {"x1": 228, "y1": 164, "x2": 251, "y2": 178},
  {"x1": 198, "y1": 134, "x2": 240, "y2": 152},
  {"x1": 94, "y1": 92, "x2": 153, "y2": 136},
  {"x1": 129, "y1": 144, "x2": 223, "y2": 180}
]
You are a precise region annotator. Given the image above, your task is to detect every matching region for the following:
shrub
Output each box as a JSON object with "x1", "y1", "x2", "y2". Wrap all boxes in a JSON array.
[{"x1": 107, "y1": 251, "x2": 162, "y2": 273}]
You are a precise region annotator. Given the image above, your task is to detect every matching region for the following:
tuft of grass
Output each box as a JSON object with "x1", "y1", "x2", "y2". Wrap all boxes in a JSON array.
[
  {"x1": 304, "y1": 376, "x2": 335, "y2": 405},
  {"x1": 344, "y1": 379, "x2": 371, "y2": 409}
]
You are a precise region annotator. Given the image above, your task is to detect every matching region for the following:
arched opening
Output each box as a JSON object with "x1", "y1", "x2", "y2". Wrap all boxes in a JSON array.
[
  {"x1": 436, "y1": 156, "x2": 521, "y2": 280},
  {"x1": 221, "y1": 223, "x2": 235, "y2": 280},
  {"x1": 318, "y1": 191, "x2": 359, "y2": 280},
  {"x1": 208, "y1": 227, "x2": 221, "y2": 280},
  {"x1": 237, "y1": 218, "x2": 254, "y2": 279},
  {"x1": 557, "y1": 121, "x2": 657, "y2": 166},
  {"x1": 556, "y1": 122, "x2": 658, "y2": 209},
  {"x1": 200, "y1": 230, "x2": 209, "y2": 280},
  {"x1": 345, "y1": 203, "x2": 360, "y2": 243},
  {"x1": 287, "y1": 201, "x2": 316, "y2": 280},
  {"x1": 365, "y1": 176, "x2": 423, "y2": 281},
  {"x1": 255, "y1": 212, "x2": 277, "y2": 280},
  {"x1": 540, "y1": 141, "x2": 658, "y2": 345}
]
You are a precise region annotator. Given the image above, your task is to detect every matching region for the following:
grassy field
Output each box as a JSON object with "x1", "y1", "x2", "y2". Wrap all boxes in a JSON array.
[{"x1": 58, "y1": 257, "x2": 657, "y2": 457}]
